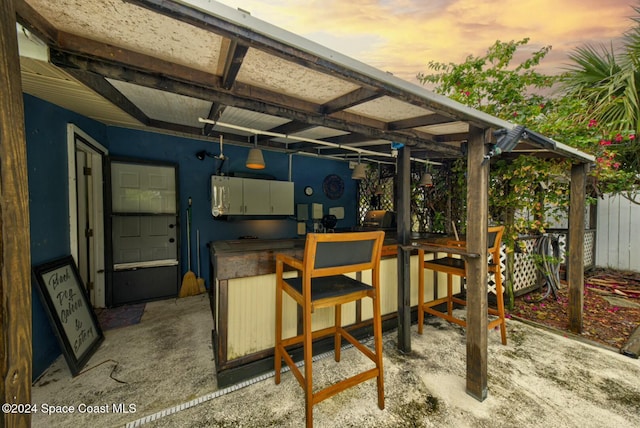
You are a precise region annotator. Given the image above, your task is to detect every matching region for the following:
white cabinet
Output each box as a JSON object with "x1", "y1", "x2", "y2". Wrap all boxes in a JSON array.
[
  {"x1": 211, "y1": 176, "x2": 293, "y2": 216},
  {"x1": 269, "y1": 180, "x2": 294, "y2": 215},
  {"x1": 242, "y1": 178, "x2": 271, "y2": 214}
]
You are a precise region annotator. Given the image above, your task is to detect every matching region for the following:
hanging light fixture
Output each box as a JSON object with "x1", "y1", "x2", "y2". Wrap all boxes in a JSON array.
[
  {"x1": 352, "y1": 154, "x2": 367, "y2": 180},
  {"x1": 246, "y1": 134, "x2": 265, "y2": 169},
  {"x1": 419, "y1": 164, "x2": 434, "y2": 187},
  {"x1": 374, "y1": 163, "x2": 384, "y2": 194}
]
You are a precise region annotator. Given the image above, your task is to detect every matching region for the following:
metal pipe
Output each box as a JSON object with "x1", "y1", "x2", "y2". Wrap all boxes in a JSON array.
[{"x1": 198, "y1": 118, "x2": 438, "y2": 165}]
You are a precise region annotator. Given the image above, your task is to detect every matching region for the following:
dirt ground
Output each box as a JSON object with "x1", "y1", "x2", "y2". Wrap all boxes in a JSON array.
[
  {"x1": 511, "y1": 268, "x2": 640, "y2": 351},
  {"x1": 31, "y1": 293, "x2": 640, "y2": 427}
]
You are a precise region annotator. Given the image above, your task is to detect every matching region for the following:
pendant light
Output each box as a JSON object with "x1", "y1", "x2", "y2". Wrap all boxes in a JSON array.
[
  {"x1": 246, "y1": 134, "x2": 265, "y2": 169},
  {"x1": 374, "y1": 162, "x2": 384, "y2": 194},
  {"x1": 351, "y1": 154, "x2": 367, "y2": 180},
  {"x1": 419, "y1": 163, "x2": 433, "y2": 187}
]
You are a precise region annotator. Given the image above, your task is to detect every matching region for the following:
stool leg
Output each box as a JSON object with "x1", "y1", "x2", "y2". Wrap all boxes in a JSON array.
[
  {"x1": 418, "y1": 250, "x2": 425, "y2": 334},
  {"x1": 372, "y1": 293, "x2": 385, "y2": 410},
  {"x1": 275, "y1": 269, "x2": 283, "y2": 384},
  {"x1": 446, "y1": 273, "x2": 453, "y2": 317},
  {"x1": 303, "y1": 295, "x2": 314, "y2": 428},
  {"x1": 335, "y1": 304, "x2": 342, "y2": 362},
  {"x1": 495, "y1": 271, "x2": 507, "y2": 345}
]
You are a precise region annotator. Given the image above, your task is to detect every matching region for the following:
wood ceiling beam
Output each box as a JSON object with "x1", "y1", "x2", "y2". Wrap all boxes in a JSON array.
[
  {"x1": 147, "y1": 119, "x2": 203, "y2": 135},
  {"x1": 56, "y1": 31, "x2": 220, "y2": 87},
  {"x1": 15, "y1": 0, "x2": 58, "y2": 45},
  {"x1": 389, "y1": 113, "x2": 455, "y2": 130},
  {"x1": 321, "y1": 88, "x2": 381, "y2": 115},
  {"x1": 268, "y1": 120, "x2": 314, "y2": 135},
  {"x1": 435, "y1": 132, "x2": 469, "y2": 143},
  {"x1": 204, "y1": 102, "x2": 226, "y2": 136},
  {"x1": 221, "y1": 41, "x2": 248, "y2": 90},
  {"x1": 126, "y1": 0, "x2": 488, "y2": 129},
  {"x1": 64, "y1": 68, "x2": 150, "y2": 125},
  {"x1": 50, "y1": 49, "x2": 457, "y2": 154}
]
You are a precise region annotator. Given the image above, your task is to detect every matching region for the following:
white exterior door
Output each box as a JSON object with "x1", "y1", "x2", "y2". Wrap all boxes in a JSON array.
[{"x1": 67, "y1": 124, "x2": 107, "y2": 308}]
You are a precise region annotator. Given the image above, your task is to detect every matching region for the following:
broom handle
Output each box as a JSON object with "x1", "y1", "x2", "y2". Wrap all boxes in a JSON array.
[
  {"x1": 187, "y1": 197, "x2": 192, "y2": 271},
  {"x1": 197, "y1": 229, "x2": 201, "y2": 276}
]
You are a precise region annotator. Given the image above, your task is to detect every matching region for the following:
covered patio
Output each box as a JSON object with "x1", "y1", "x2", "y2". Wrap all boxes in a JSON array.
[
  {"x1": 2, "y1": 0, "x2": 594, "y2": 423},
  {"x1": 30, "y1": 295, "x2": 640, "y2": 427}
]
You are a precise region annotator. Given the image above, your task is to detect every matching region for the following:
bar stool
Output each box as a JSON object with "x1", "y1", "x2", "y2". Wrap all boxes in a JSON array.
[
  {"x1": 275, "y1": 231, "x2": 385, "y2": 428},
  {"x1": 417, "y1": 226, "x2": 507, "y2": 345}
]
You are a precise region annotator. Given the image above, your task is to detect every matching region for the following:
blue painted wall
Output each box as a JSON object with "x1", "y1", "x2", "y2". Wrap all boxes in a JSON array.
[
  {"x1": 26, "y1": 94, "x2": 358, "y2": 380},
  {"x1": 24, "y1": 94, "x2": 108, "y2": 380}
]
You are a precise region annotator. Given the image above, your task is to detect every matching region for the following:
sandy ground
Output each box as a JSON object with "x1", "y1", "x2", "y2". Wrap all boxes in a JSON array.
[{"x1": 32, "y1": 295, "x2": 640, "y2": 427}]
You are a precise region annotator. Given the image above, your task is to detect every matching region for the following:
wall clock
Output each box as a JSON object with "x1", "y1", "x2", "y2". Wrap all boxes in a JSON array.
[
  {"x1": 304, "y1": 186, "x2": 314, "y2": 196},
  {"x1": 322, "y1": 174, "x2": 344, "y2": 200}
]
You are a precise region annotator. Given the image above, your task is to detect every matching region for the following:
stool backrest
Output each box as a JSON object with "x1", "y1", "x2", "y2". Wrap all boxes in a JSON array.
[
  {"x1": 303, "y1": 231, "x2": 385, "y2": 278},
  {"x1": 487, "y1": 226, "x2": 505, "y2": 264}
]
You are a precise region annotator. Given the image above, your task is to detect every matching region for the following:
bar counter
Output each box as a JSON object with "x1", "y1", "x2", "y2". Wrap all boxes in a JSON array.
[{"x1": 208, "y1": 234, "x2": 453, "y2": 386}]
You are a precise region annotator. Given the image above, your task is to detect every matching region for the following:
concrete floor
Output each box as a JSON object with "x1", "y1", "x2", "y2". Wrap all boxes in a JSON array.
[{"x1": 32, "y1": 295, "x2": 640, "y2": 427}]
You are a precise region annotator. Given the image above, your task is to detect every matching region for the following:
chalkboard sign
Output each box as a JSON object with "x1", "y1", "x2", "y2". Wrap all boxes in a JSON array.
[{"x1": 33, "y1": 256, "x2": 104, "y2": 376}]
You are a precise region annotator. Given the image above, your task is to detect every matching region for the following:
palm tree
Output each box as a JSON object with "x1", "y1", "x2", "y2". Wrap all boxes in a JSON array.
[{"x1": 562, "y1": 4, "x2": 640, "y2": 196}]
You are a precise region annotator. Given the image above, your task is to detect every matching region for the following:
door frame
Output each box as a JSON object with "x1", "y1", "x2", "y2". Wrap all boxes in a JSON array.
[{"x1": 67, "y1": 124, "x2": 108, "y2": 308}]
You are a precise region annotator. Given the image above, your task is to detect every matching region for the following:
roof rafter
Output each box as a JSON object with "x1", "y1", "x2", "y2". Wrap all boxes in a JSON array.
[
  {"x1": 126, "y1": 0, "x2": 487, "y2": 128},
  {"x1": 49, "y1": 48, "x2": 458, "y2": 155}
]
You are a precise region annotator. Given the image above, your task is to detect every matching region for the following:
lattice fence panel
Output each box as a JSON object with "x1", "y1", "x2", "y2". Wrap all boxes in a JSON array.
[
  {"x1": 584, "y1": 230, "x2": 595, "y2": 267},
  {"x1": 513, "y1": 238, "x2": 538, "y2": 295}
]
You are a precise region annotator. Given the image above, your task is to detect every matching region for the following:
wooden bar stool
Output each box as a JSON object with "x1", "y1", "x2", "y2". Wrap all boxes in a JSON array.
[
  {"x1": 417, "y1": 226, "x2": 507, "y2": 345},
  {"x1": 275, "y1": 231, "x2": 385, "y2": 428}
]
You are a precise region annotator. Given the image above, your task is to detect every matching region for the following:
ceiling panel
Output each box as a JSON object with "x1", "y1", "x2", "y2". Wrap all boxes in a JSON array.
[
  {"x1": 215, "y1": 106, "x2": 292, "y2": 137},
  {"x1": 27, "y1": 0, "x2": 223, "y2": 73},
  {"x1": 20, "y1": 58, "x2": 141, "y2": 127},
  {"x1": 270, "y1": 126, "x2": 350, "y2": 144},
  {"x1": 345, "y1": 96, "x2": 433, "y2": 122},
  {"x1": 236, "y1": 48, "x2": 361, "y2": 104},
  {"x1": 108, "y1": 79, "x2": 211, "y2": 128}
]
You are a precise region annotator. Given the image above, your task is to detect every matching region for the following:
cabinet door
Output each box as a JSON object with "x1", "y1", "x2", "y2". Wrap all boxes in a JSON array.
[
  {"x1": 226, "y1": 176, "x2": 245, "y2": 214},
  {"x1": 242, "y1": 178, "x2": 270, "y2": 214},
  {"x1": 270, "y1": 181, "x2": 294, "y2": 215}
]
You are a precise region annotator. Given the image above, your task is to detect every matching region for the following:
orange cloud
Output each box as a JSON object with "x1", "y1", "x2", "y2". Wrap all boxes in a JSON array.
[{"x1": 213, "y1": 0, "x2": 633, "y2": 83}]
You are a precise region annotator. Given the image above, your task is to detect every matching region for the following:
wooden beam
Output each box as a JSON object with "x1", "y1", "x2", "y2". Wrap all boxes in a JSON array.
[
  {"x1": 568, "y1": 162, "x2": 587, "y2": 333},
  {"x1": 321, "y1": 88, "x2": 381, "y2": 114},
  {"x1": 221, "y1": 41, "x2": 248, "y2": 90},
  {"x1": 14, "y1": 0, "x2": 58, "y2": 45},
  {"x1": 1, "y1": 1, "x2": 32, "y2": 425},
  {"x1": 465, "y1": 126, "x2": 489, "y2": 401},
  {"x1": 49, "y1": 49, "x2": 456, "y2": 152},
  {"x1": 64, "y1": 68, "x2": 150, "y2": 124},
  {"x1": 127, "y1": 0, "x2": 494, "y2": 130},
  {"x1": 388, "y1": 113, "x2": 454, "y2": 130},
  {"x1": 203, "y1": 102, "x2": 226, "y2": 136},
  {"x1": 396, "y1": 146, "x2": 411, "y2": 352},
  {"x1": 56, "y1": 31, "x2": 220, "y2": 87}
]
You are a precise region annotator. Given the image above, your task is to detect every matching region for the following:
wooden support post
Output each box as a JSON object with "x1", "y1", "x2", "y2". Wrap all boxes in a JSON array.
[
  {"x1": 465, "y1": 127, "x2": 489, "y2": 401},
  {"x1": 568, "y1": 163, "x2": 587, "y2": 333},
  {"x1": 396, "y1": 145, "x2": 411, "y2": 352},
  {"x1": 1, "y1": 1, "x2": 33, "y2": 426}
]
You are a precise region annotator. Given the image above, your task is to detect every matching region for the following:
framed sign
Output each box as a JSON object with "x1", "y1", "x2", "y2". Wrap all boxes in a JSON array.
[{"x1": 33, "y1": 256, "x2": 104, "y2": 376}]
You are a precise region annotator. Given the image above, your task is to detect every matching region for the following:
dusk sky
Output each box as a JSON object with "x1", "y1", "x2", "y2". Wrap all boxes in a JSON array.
[{"x1": 212, "y1": 0, "x2": 636, "y2": 84}]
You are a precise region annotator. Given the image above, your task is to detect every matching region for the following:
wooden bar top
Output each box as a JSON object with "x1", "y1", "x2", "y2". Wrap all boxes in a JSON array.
[
  {"x1": 211, "y1": 236, "x2": 400, "y2": 280},
  {"x1": 402, "y1": 237, "x2": 480, "y2": 258}
]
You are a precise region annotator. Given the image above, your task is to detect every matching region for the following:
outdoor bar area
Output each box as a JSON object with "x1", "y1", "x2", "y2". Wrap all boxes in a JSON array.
[{"x1": 2, "y1": 0, "x2": 609, "y2": 427}]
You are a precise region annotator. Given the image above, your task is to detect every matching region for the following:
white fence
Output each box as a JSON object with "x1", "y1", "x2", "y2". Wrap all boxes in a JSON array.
[{"x1": 596, "y1": 194, "x2": 640, "y2": 271}]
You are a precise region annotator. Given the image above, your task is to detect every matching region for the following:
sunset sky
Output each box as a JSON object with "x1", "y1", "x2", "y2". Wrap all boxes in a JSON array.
[{"x1": 211, "y1": 0, "x2": 636, "y2": 84}]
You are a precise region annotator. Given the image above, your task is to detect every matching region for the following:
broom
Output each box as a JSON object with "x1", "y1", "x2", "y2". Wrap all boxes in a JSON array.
[
  {"x1": 196, "y1": 229, "x2": 206, "y2": 293},
  {"x1": 179, "y1": 197, "x2": 199, "y2": 297}
]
